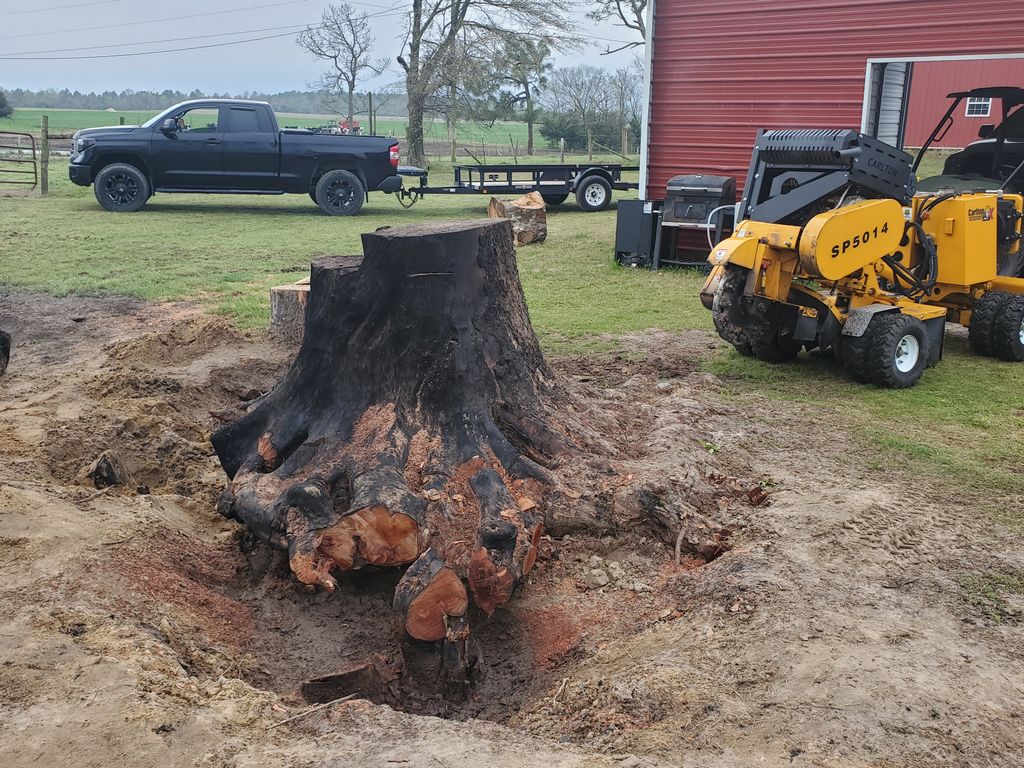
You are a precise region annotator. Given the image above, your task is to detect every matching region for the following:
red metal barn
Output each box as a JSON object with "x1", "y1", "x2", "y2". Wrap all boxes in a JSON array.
[
  {"x1": 903, "y1": 59, "x2": 1024, "y2": 147},
  {"x1": 638, "y1": 0, "x2": 1024, "y2": 200}
]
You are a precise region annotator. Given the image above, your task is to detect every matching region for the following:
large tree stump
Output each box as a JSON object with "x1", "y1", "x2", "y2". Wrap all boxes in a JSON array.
[
  {"x1": 212, "y1": 220, "x2": 567, "y2": 693},
  {"x1": 487, "y1": 191, "x2": 547, "y2": 245}
]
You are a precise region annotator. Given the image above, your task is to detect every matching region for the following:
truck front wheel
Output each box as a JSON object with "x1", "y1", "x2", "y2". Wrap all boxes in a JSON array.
[
  {"x1": 94, "y1": 163, "x2": 150, "y2": 212},
  {"x1": 315, "y1": 169, "x2": 364, "y2": 216}
]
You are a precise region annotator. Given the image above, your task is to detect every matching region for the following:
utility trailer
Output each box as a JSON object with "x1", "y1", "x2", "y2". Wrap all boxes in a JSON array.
[{"x1": 398, "y1": 162, "x2": 639, "y2": 212}]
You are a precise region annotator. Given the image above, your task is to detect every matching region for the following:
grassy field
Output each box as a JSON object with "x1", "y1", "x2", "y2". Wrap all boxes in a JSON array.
[
  {"x1": 1, "y1": 157, "x2": 1021, "y2": 505},
  {"x1": 0, "y1": 107, "x2": 540, "y2": 155}
]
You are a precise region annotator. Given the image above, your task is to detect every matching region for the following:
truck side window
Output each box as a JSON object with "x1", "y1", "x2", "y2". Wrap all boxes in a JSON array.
[
  {"x1": 226, "y1": 108, "x2": 261, "y2": 133},
  {"x1": 176, "y1": 107, "x2": 220, "y2": 133}
]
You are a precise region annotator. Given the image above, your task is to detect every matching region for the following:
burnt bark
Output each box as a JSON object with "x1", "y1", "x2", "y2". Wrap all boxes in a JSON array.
[{"x1": 212, "y1": 219, "x2": 563, "y2": 690}]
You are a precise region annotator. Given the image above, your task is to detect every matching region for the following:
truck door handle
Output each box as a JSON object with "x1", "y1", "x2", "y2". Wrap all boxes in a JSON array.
[{"x1": 206, "y1": 138, "x2": 222, "y2": 144}]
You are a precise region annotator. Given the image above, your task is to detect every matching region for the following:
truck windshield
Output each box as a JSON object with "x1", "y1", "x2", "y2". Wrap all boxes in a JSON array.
[{"x1": 141, "y1": 107, "x2": 176, "y2": 128}]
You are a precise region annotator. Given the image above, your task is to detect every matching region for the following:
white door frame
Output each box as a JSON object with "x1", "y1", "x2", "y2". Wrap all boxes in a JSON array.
[
  {"x1": 860, "y1": 52, "x2": 1024, "y2": 134},
  {"x1": 637, "y1": 0, "x2": 657, "y2": 198}
]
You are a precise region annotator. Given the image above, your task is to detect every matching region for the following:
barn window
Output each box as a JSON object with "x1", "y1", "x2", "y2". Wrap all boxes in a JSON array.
[{"x1": 965, "y1": 97, "x2": 992, "y2": 118}]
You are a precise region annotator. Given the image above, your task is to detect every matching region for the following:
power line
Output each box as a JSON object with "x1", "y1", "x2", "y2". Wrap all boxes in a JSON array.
[
  {"x1": 0, "y1": 2, "x2": 637, "y2": 62},
  {"x1": 0, "y1": 8, "x2": 410, "y2": 61},
  {"x1": 2, "y1": 23, "x2": 315, "y2": 57},
  {"x1": 0, "y1": 0, "x2": 313, "y2": 42},
  {"x1": 0, "y1": 29, "x2": 330, "y2": 61},
  {"x1": 5, "y1": 0, "x2": 120, "y2": 15}
]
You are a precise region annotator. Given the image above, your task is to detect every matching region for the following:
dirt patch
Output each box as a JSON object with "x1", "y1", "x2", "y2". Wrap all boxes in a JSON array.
[{"x1": 1, "y1": 294, "x2": 1023, "y2": 768}]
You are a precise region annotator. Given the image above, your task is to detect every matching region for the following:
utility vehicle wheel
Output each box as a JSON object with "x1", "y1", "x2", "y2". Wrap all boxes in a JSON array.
[
  {"x1": 711, "y1": 266, "x2": 754, "y2": 356},
  {"x1": 541, "y1": 193, "x2": 569, "y2": 206},
  {"x1": 575, "y1": 176, "x2": 612, "y2": 212},
  {"x1": 315, "y1": 169, "x2": 364, "y2": 216},
  {"x1": 992, "y1": 295, "x2": 1024, "y2": 361},
  {"x1": 309, "y1": 190, "x2": 318, "y2": 204},
  {"x1": 94, "y1": 163, "x2": 150, "y2": 212},
  {"x1": 867, "y1": 313, "x2": 930, "y2": 389},
  {"x1": 968, "y1": 290, "x2": 1011, "y2": 357}
]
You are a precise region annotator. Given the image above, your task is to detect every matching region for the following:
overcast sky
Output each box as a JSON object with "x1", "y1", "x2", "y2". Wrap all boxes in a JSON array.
[{"x1": 0, "y1": 0, "x2": 642, "y2": 96}]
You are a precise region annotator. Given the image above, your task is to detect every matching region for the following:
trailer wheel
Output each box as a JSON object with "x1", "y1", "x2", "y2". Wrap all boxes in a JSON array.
[
  {"x1": 575, "y1": 175, "x2": 612, "y2": 212},
  {"x1": 992, "y1": 295, "x2": 1024, "y2": 361},
  {"x1": 866, "y1": 313, "x2": 929, "y2": 389},
  {"x1": 542, "y1": 193, "x2": 569, "y2": 206},
  {"x1": 94, "y1": 163, "x2": 150, "y2": 212},
  {"x1": 968, "y1": 290, "x2": 1011, "y2": 357},
  {"x1": 315, "y1": 169, "x2": 364, "y2": 216}
]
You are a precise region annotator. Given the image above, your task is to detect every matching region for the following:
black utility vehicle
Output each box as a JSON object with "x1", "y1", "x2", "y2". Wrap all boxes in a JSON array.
[
  {"x1": 69, "y1": 99, "x2": 401, "y2": 215},
  {"x1": 915, "y1": 86, "x2": 1024, "y2": 195}
]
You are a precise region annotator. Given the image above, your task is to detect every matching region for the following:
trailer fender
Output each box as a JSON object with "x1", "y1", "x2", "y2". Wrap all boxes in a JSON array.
[{"x1": 571, "y1": 167, "x2": 614, "y2": 190}]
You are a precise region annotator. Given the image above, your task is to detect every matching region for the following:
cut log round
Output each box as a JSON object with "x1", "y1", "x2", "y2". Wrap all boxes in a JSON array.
[
  {"x1": 487, "y1": 191, "x2": 548, "y2": 246},
  {"x1": 211, "y1": 219, "x2": 567, "y2": 692}
]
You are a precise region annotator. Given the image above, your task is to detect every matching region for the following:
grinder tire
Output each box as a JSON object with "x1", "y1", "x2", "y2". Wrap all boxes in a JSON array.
[
  {"x1": 992, "y1": 295, "x2": 1024, "y2": 362},
  {"x1": 968, "y1": 290, "x2": 1011, "y2": 357},
  {"x1": 866, "y1": 313, "x2": 929, "y2": 389},
  {"x1": 750, "y1": 325, "x2": 802, "y2": 363}
]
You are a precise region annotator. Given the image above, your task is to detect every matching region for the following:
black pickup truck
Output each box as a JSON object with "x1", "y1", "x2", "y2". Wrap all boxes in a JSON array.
[{"x1": 69, "y1": 99, "x2": 401, "y2": 215}]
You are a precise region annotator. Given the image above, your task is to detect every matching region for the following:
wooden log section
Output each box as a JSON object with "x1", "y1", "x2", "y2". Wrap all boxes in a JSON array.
[{"x1": 211, "y1": 219, "x2": 570, "y2": 692}]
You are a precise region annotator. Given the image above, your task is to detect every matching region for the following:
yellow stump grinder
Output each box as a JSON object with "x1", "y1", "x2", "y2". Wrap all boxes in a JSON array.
[{"x1": 701, "y1": 128, "x2": 1024, "y2": 388}]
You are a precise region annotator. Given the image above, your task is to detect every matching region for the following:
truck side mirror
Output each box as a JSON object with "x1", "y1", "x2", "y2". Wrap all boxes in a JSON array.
[
  {"x1": 978, "y1": 123, "x2": 996, "y2": 139},
  {"x1": 160, "y1": 118, "x2": 178, "y2": 133}
]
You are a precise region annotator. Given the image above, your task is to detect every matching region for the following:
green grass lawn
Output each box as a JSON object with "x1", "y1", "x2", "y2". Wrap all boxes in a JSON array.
[{"x1": 1, "y1": 157, "x2": 1021, "y2": 508}]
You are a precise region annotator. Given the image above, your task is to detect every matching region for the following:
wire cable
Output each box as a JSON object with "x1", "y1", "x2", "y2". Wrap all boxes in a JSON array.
[{"x1": 0, "y1": 0, "x2": 314, "y2": 43}]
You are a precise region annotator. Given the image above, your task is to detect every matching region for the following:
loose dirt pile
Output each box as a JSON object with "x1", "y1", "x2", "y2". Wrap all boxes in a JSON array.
[{"x1": 1, "y1": 294, "x2": 1022, "y2": 768}]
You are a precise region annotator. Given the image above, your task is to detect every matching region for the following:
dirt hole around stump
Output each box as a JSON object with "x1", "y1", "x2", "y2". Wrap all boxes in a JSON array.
[{"x1": 138, "y1": 523, "x2": 727, "y2": 723}]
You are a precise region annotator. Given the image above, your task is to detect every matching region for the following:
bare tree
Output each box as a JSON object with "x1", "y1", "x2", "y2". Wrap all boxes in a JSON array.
[
  {"x1": 539, "y1": 66, "x2": 612, "y2": 119},
  {"x1": 298, "y1": 4, "x2": 387, "y2": 131},
  {"x1": 396, "y1": 0, "x2": 572, "y2": 166},
  {"x1": 587, "y1": 0, "x2": 647, "y2": 53}
]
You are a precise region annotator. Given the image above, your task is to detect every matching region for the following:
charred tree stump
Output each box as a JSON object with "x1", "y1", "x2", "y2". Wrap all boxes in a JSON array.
[
  {"x1": 212, "y1": 220, "x2": 566, "y2": 693},
  {"x1": 0, "y1": 329, "x2": 9, "y2": 378}
]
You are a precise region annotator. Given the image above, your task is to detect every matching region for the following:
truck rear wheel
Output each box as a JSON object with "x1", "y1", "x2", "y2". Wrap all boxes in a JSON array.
[
  {"x1": 992, "y1": 295, "x2": 1024, "y2": 361},
  {"x1": 315, "y1": 169, "x2": 364, "y2": 216},
  {"x1": 541, "y1": 193, "x2": 569, "y2": 206},
  {"x1": 866, "y1": 313, "x2": 929, "y2": 389},
  {"x1": 575, "y1": 176, "x2": 612, "y2": 212},
  {"x1": 94, "y1": 163, "x2": 150, "y2": 213}
]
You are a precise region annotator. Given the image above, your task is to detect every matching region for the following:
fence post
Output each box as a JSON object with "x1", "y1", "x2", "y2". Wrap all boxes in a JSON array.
[
  {"x1": 559, "y1": 137, "x2": 565, "y2": 163},
  {"x1": 120, "y1": 116, "x2": 125, "y2": 125},
  {"x1": 622, "y1": 125, "x2": 628, "y2": 157},
  {"x1": 40, "y1": 115, "x2": 49, "y2": 196},
  {"x1": 368, "y1": 92, "x2": 374, "y2": 135}
]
